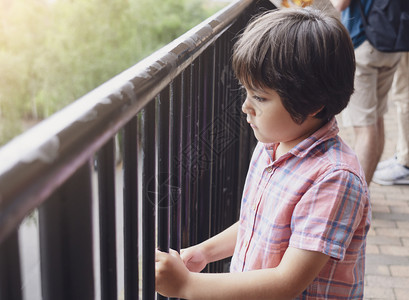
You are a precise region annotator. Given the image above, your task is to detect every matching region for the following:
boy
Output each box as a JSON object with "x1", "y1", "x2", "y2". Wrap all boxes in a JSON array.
[{"x1": 156, "y1": 8, "x2": 371, "y2": 299}]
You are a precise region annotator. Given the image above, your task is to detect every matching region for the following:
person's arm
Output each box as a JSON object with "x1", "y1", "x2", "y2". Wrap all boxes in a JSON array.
[
  {"x1": 329, "y1": 0, "x2": 351, "y2": 11},
  {"x1": 181, "y1": 221, "x2": 238, "y2": 272},
  {"x1": 156, "y1": 246, "x2": 330, "y2": 299}
]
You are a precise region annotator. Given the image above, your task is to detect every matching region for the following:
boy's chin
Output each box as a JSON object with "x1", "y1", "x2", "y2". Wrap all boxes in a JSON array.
[{"x1": 253, "y1": 133, "x2": 274, "y2": 144}]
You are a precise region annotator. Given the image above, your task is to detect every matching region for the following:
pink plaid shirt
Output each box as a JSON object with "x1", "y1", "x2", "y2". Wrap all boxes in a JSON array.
[{"x1": 230, "y1": 118, "x2": 371, "y2": 299}]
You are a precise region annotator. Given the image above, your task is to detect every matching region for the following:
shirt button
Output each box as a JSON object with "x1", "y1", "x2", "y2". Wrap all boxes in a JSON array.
[{"x1": 266, "y1": 166, "x2": 272, "y2": 173}]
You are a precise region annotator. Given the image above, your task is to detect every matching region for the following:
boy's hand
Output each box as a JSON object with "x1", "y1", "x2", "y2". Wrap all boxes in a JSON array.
[
  {"x1": 181, "y1": 245, "x2": 208, "y2": 272},
  {"x1": 155, "y1": 248, "x2": 190, "y2": 298}
]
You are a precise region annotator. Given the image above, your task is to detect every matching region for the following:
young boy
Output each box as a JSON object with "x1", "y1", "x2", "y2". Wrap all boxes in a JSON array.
[{"x1": 156, "y1": 8, "x2": 371, "y2": 299}]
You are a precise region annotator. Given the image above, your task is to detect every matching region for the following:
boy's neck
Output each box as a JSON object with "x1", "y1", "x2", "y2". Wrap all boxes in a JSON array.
[
  {"x1": 275, "y1": 118, "x2": 326, "y2": 160},
  {"x1": 274, "y1": 143, "x2": 286, "y2": 161}
]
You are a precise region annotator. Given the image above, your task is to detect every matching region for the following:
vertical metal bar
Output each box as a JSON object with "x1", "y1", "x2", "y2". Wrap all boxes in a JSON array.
[
  {"x1": 211, "y1": 37, "x2": 223, "y2": 245},
  {"x1": 224, "y1": 31, "x2": 233, "y2": 228},
  {"x1": 141, "y1": 101, "x2": 156, "y2": 300},
  {"x1": 157, "y1": 88, "x2": 170, "y2": 300},
  {"x1": 39, "y1": 193, "x2": 63, "y2": 300},
  {"x1": 208, "y1": 41, "x2": 222, "y2": 274},
  {"x1": 225, "y1": 28, "x2": 238, "y2": 230},
  {"x1": 39, "y1": 162, "x2": 94, "y2": 300},
  {"x1": 97, "y1": 138, "x2": 118, "y2": 300},
  {"x1": 226, "y1": 28, "x2": 235, "y2": 230},
  {"x1": 170, "y1": 77, "x2": 182, "y2": 253},
  {"x1": 197, "y1": 48, "x2": 215, "y2": 246},
  {"x1": 218, "y1": 34, "x2": 229, "y2": 237},
  {"x1": 0, "y1": 231, "x2": 22, "y2": 300},
  {"x1": 123, "y1": 116, "x2": 139, "y2": 300},
  {"x1": 168, "y1": 76, "x2": 183, "y2": 300},
  {"x1": 157, "y1": 88, "x2": 170, "y2": 253},
  {"x1": 189, "y1": 59, "x2": 200, "y2": 247},
  {"x1": 181, "y1": 68, "x2": 192, "y2": 249}
]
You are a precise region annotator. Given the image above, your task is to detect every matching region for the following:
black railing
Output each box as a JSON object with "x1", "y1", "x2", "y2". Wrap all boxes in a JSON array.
[{"x1": 0, "y1": 0, "x2": 275, "y2": 299}]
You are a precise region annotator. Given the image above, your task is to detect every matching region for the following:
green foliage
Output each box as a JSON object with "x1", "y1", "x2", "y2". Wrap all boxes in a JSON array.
[{"x1": 0, "y1": 0, "x2": 224, "y2": 146}]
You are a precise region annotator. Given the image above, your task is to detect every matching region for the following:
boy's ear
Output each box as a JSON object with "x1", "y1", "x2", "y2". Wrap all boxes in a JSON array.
[{"x1": 309, "y1": 106, "x2": 325, "y2": 117}]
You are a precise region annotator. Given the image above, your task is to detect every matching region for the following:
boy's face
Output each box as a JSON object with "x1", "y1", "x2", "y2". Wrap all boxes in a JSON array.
[{"x1": 242, "y1": 86, "x2": 320, "y2": 149}]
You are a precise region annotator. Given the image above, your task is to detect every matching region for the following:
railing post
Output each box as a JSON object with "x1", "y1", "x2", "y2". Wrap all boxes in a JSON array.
[
  {"x1": 197, "y1": 47, "x2": 216, "y2": 246},
  {"x1": 157, "y1": 89, "x2": 170, "y2": 254},
  {"x1": 189, "y1": 60, "x2": 200, "y2": 246},
  {"x1": 0, "y1": 231, "x2": 22, "y2": 300},
  {"x1": 97, "y1": 138, "x2": 118, "y2": 300},
  {"x1": 38, "y1": 162, "x2": 94, "y2": 300},
  {"x1": 170, "y1": 78, "x2": 182, "y2": 253},
  {"x1": 181, "y1": 67, "x2": 193, "y2": 249},
  {"x1": 157, "y1": 87, "x2": 171, "y2": 300},
  {"x1": 123, "y1": 116, "x2": 140, "y2": 300},
  {"x1": 142, "y1": 101, "x2": 156, "y2": 299}
]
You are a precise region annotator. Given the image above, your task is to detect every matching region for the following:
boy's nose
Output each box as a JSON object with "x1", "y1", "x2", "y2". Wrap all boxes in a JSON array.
[{"x1": 242, "y1": 98, "x2": 255, "y2": 116}]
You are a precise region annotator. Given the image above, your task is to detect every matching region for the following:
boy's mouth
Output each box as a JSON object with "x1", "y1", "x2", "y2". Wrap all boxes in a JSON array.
[{"x1": 247, "y1": 119, "x2": 257, "y2": 129}]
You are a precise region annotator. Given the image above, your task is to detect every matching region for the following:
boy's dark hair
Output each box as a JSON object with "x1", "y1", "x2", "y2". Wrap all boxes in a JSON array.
[{"x1": 232, "y1": 8, "x2": 355, "y2": 124}]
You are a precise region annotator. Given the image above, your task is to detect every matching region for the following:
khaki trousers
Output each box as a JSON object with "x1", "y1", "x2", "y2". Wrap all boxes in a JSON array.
[
  {"x1": 342, "y1": 41, "x2": 402, "y2": 127},
  {"x1": 391, "y1": 53, "x2": 409, "y2": 166}
]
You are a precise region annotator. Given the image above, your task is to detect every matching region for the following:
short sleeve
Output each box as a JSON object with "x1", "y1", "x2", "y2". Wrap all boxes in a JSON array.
[{"x1": 289, "y1": 168, "x2": 367, "y2": 260}]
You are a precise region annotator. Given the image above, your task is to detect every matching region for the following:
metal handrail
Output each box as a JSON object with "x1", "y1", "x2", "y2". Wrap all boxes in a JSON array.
[{"x1": 0, "y1": 0, "x2": 254, "y2": 244}]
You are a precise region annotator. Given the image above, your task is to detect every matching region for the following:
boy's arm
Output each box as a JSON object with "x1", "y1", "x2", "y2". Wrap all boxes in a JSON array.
[
  {"x1": 156, "y1": 246, "x2": 330, "y2": 299},
  {"x1": 329, "y1": 0, "x2": 351, "y2": 11},
  {"x1": 181, "y1": 221, "x2": 238, "y2": 272}
]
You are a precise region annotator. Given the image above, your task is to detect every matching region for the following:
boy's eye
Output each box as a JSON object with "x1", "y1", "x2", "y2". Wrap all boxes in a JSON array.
[{"x1": 253, "y1": 95, "x2": 266, "y2": 102}]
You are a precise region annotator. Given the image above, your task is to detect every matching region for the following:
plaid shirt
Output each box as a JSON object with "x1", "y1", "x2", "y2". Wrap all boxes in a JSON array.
[{"x1": 230, "y1": 118, "x2": 371, "y2": 299}]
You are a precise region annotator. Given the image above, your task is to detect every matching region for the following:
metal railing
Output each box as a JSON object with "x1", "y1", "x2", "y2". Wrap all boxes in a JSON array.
[{"x1": 0, "y1": 0, "x2": 274, "y2": 299}]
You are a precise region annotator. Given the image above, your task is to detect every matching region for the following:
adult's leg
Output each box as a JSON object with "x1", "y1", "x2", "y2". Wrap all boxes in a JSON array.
[
  {"x1": 353, "y1": 117, "x2": 384, "y2": 184},
  {"x1": 372, "y1": 53, "x2": 409, "y2": 185},
  {"x1": 394, "y1": 53, "x2": 409, "y2": 167}
]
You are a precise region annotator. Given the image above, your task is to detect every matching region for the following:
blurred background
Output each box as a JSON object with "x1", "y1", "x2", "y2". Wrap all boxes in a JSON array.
[{"x1": 0, "y1": 0, "x2": 230, "y2": 146}]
